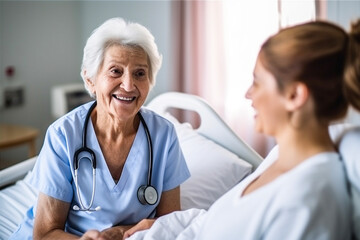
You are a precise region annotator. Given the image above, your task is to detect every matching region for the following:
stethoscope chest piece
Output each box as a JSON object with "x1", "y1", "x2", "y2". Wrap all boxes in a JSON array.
[{"x1": 138, "y1": 185, "x2": 158, "y2": 205}]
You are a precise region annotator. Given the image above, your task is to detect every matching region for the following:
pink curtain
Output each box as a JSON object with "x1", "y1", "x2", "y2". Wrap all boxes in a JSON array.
[
  {"x1": 315, "y1": 0, "x2": 327, "y2": 20},
  {"x1": 171, "y1": 1, "x2": 226, "y2": 114},
  {"x1": 170, "y1": 1, "x2": 273, "y2": 157}
]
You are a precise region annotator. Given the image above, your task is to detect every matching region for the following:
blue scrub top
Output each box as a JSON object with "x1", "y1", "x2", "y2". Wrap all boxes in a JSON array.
[{"x1": 11, "y1": 101, "x2": 190, "y2": 237}]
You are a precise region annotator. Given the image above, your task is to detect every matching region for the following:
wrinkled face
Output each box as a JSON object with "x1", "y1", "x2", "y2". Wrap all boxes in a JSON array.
[
  {"x1": 245, "y1": 56, "x2": 288, "y2": 136},
  {"x1": 87, "y1": 44, "x2": 150, "y2": 122}
]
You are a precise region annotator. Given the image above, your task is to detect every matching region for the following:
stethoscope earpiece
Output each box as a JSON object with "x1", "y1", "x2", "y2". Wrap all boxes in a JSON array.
[{"x1": 73, "y1": 101, "x2": 157, "y2": 212}]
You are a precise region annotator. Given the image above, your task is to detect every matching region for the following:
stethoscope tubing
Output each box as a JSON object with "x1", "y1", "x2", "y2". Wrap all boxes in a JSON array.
[
  {"x1": 138, "y1": 112, "x2": 153, "y2": 187},
  {"x1": 73, "y1": 101, "x2": 155, "y2": 211},
  {"x1": 74, "y1": 167, "x2": 96, "y2": 211},
  {"x1": 73, "y1": 101, "x2": 98, "y2": 211}
]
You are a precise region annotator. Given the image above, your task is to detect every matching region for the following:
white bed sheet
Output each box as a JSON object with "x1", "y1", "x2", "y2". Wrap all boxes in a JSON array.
[{"x1": 0, "y1": 172, "x2": 37, "y2": 239}]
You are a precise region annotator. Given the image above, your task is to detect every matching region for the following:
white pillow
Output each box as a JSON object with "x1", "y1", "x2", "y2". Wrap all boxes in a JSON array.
[{"x1": 164, "y1": 113, "x2": 253, "y2": 210}]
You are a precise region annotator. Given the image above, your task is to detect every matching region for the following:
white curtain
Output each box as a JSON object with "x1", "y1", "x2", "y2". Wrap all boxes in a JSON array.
[
  {"x1": 222, "y1": 0, "x2": 316, "y2": 156},
  {"x1": 222, "y1": 0, "x2": 279, "y2": 157}
]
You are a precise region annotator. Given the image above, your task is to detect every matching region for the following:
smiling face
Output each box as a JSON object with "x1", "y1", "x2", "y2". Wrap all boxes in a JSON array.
[
  {"x1": 86, "y1": 44, "x2": 150, "y2": 124},
  {"x1": 245, "y1": 56, "x2": 288, "y2": 136}
]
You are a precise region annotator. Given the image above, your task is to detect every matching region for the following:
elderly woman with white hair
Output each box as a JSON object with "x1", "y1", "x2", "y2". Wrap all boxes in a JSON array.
[{"x1": 10, "y1": 18, "x2": 190, "y2": 240}]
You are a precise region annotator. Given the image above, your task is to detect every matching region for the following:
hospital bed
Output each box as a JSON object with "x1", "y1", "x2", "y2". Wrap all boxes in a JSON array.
[
  {"x1": 1, "y1": 92, "x2": 359, "y2": 239},
  {"x1": 0, "y1": 92, "x2": 263, "y2": 239}
]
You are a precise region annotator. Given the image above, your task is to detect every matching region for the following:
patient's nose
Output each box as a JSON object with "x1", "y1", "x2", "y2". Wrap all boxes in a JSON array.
[{"x1": 245, "y1": 86, "x2": 253, "y2": 99}]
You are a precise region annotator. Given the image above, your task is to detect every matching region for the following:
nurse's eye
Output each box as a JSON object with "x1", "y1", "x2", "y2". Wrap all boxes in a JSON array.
[
  {"x1": 134, "y1": 69, "x2": 147, "y2": 79},
  {"x1": 110, "y1": 68, "x2": 123, "y2": 77}
]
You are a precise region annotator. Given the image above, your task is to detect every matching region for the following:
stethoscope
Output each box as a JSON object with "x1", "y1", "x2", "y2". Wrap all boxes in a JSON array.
[{"x1": 72, "y1": 101, "x2": 158, "y2": 212}]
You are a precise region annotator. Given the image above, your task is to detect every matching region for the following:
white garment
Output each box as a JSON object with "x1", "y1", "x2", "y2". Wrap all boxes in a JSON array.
[
  {"x1": 128, "y1": 147, "x2": 352, "y2": 240},
  {"x1": 196, "y1": 147, "x2": 351, "y2": 240}
]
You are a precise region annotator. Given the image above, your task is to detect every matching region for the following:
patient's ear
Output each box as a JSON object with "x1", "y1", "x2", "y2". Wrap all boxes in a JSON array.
[{"x1": 284, "y1": 82, "x2": 309, "y2": 111}]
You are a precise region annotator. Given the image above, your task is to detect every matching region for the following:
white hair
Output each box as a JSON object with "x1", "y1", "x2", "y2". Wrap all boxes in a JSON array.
[{"x1": 80, "y1": 18, "x2": 162, "y2": 97}]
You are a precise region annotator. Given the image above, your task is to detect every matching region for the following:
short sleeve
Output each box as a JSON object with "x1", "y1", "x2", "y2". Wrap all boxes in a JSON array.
[{"x1": 28, "y1": 124, "x2": 74, "y2": 202}]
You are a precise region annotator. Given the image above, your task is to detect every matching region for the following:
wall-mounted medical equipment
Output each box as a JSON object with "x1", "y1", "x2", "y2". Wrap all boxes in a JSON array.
[{"x1": 51, "y1": 83, "x2": 93, "y2": 119}]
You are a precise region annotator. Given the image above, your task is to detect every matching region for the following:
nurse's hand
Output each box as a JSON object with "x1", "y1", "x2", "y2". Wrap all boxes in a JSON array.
[
  {"x1": 99, "y1": 225, "x2": 133, "y2": 240},
  {"x1": 122, "y1": 219, "x2": 156, "y2": 239},
  {"x1": 80, "y1": 230, "x2": 102, "y2": 240},
  {"x1": 81, "y1": 228, "x2": 124, "y2": 240}
]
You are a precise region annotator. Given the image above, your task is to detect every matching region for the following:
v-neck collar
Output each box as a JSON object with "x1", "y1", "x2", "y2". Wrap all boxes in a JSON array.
[{"x1": 87, "y1": 116, "x2": 147, "y2": 192}]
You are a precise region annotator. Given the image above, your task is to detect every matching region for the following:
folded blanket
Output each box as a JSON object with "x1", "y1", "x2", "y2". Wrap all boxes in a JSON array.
[{"x1": 127, "y1": 208, "x2": 206, "y2": 240}]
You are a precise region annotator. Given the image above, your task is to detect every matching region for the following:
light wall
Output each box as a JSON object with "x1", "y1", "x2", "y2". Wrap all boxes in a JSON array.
[
  {"x1": 327, "y1": 0, "x2": 360, "y2": 29},
  {"x1": 327, "y1": 0, "x2": 360, "y2": 124}
]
